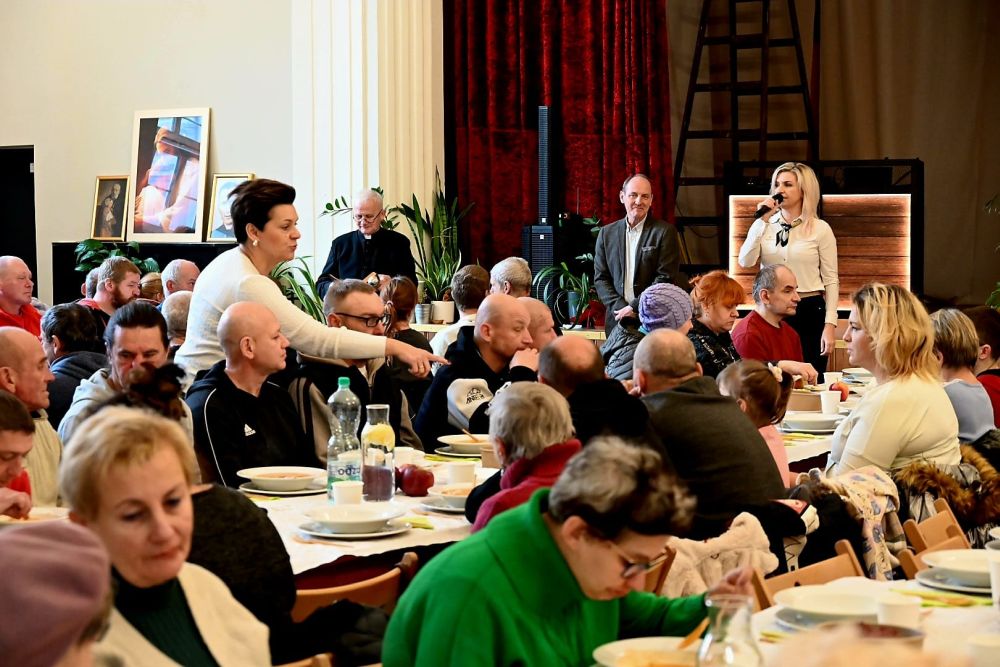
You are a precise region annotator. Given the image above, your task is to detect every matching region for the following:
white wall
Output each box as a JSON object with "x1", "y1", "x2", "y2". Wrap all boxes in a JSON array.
[{"x1": 0, "y1": 0, "x2": 294, "y2": 303}]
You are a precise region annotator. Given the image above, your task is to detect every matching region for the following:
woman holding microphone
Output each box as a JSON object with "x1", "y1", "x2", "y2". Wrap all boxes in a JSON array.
[{"x1": 738, "y1": 162, "x2": 839, "y2": 379}]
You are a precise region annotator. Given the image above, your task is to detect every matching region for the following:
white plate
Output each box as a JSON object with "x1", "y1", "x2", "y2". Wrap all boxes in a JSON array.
[
  {"x1": 773, "y1": 585, "x2": 877, "y2": 619},
  {"x1": 236, "y1": 466, "x2": 327, "y2": 491},
  {"x1": 842, "y1": 367, "x2": 874, "y2": 377},
  {"x1": 0, "y1": 507, "x2": 70, "y2": 525},
  {"x1": 433, "y1": 446, "x2": 481, "y2": 459},
  {"x1": 915, "y1": 568, "x2": 992, "y2": 595},
  {"x1": 920, "y1": 549, "x2": 991, "y2": 587},
  {"x1": 774, "y1": 607, "x2": 830, "y2": 632},
  {"x1": 592, "y1": 636, "x2": 695, "y2": 667},
  {"x1": 420, "y1": 498, "x2": 467, "y2": 514},
  {"x1": 783, "y1": 413, "x2": 843, "y2": 430},
  {"x1": 239, "y1": 482, "x2": 326, "y2": 497},
  {"x1": 426, "y1": 484, "x2": 473, "y2": 509},
  {"x1": 779, "y1": 425, "x2": 838, "y2": 435},
  {"x1": 437, "y1": 433, "x2": 490, "y2": 455},
  {"x1": 304, "y1": 503, "x2": 407, "y2": 533},
  {"x1": 989, "y1": 526, "x2": 1000, "y2": 541},
  {"x1": 298, "y1": 521, "x2": 411, "y2": 540}
]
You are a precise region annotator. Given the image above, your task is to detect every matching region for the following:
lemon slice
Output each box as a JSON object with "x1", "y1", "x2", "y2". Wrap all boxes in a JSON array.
[{"x1": 363, "y1": 423, "x2": 396, "y2": 450}]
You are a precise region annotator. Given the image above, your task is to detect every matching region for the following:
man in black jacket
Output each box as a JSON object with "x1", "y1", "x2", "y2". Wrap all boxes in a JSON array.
[
  {"x1": 316, "y1": 190, "x2": 416, "y2": 297},
  {"x1": 185, "y1": 302, "x2": 316, "y2": 487},
  {"x1": 635, "y1": 329, "x2": 786, "y2": 539},
  {"x1": 39, "y1": 303, "x2": 106, "y2": 428},
  {"x1": 414, "y1": 294, "x2": 538, "y2": 448}
]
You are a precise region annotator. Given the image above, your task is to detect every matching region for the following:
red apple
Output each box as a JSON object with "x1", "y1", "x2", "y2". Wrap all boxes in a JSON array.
[
  {"x1": 399, "y1": 464, "x2": 435, "y2": 497},
  {"x1": 829, "y1": 381, "x2": 850, "y2": 401}
]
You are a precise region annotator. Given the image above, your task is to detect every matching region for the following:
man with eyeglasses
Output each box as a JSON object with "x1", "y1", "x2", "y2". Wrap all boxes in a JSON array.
[
  {"x1": 316, "y1": 189, "x2": 417, "y2": 298},
  {"x1": 384, "y1": 437, "x2": 753, "y2": 667},
  {"x1": 594, "y1": 173, "x2": 685, "y2": 336},
  {"x1": 288, "y1": 280, "x2": 422, "y2": 460}
]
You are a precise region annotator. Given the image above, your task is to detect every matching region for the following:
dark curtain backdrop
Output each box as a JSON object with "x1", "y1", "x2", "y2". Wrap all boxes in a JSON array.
[{"x1": 444, "y1": 0, "x2": 673, "y2": 267}]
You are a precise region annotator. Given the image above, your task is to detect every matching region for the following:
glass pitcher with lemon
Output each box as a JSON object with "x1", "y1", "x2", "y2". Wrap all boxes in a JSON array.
[{"x1": 361, "y1": 404, "x2": 395, "y2": 501}]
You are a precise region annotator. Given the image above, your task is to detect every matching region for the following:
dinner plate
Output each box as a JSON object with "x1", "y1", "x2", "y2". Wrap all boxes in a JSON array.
[
  {"x1": 915, "y1": 568, "x2": 992, "y2": 595},
  {"x1": 842, "y1": 367, "x2": 874, "y2": 378},
  {"x1": 592, "y1": 636, "x2": 695, "y2": 667},
  {"x1": 437, "y1": 434, "x2": 490, "y2": 455},
  {"x1": 0, "y1": 507, "x2": 70, "y2": 525},
  {"x1": 297, "y1": 521, "x2": 412, "y2": 540},
  {"x1": 239, "y1": 482, "x2": 326, "y2": 497},
  {"x1": 433, "y1": 446, "x2": 481, "y2": 459},
  {"x1": 783, "y1": 413, "x2": 843, "y2": 430},
  {"x1": 990, "y1": 526, "x2": 1000, "y2": 541},
  {"x1": 419, "y1": 498, "x2": 466, "y2": 514},
  {"x1": 920, "y1": 549, "x2": 991, "y2": 587},
  {"x1": 778, "y1": 425, "x2": 838, "y2": 435},
  {"x1": 774, "y1": 607, "x2": 831, "y2": 632},
  {"x1": 773, "y1": 585, "x2": 877, "y2": 619}
]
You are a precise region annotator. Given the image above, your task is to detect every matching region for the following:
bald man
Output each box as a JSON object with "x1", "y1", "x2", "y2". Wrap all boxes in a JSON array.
[
  {"x1": 414, "y1": 294, "x2": 539, "y2": 446},
  {"x1": 517, "y1": 297, "x2": 559, "y2": 350},
  {"x1": 635, "y1": 329, "x2": 786, "y2": 538},
  {"x1": 185, "y1": 302, "x2": 315, "y2": 487},
  {"x1": 0, "y1": 256, "x2": 40, "y2": 336},
  {"x1": 0, "y1": 327, "x2": 62, "y2": 506}
]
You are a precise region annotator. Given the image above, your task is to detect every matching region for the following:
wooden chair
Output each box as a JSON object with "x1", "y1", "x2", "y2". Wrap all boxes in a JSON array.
[
  {"x1": 642, "y1": 546, "x2": 677, "y2": 594},
  {"x1": 902, "y1": 497, "x2": 970, "y2": 552},
  {"x1": 751, "y1": 539, "x2": 864, "y2": 610},
  {"x1": 291, "y1": 552, "x2": 419, "y2": 623},
  {"x1": 276, "y1": 654, "x2": 333, "y2": 667},
  {"x1": 898, "y1": 525, "x2": 970, "y2": 579}
]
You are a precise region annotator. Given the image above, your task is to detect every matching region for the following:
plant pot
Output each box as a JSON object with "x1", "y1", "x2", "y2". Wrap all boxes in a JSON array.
[
  {"x1": 566, "y1": 293, "x2": 582, "y2": 319},
  {"x1": 430, "y1": 300, "x2": 455, "y2": 324},
  {"x1": 415, "y1": 303, "x2": 431, "y2": 324}
]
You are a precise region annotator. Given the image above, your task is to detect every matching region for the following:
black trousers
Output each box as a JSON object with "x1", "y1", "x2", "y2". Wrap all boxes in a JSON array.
[{"x1": 785, "y1": 294, "x2": 829, "y2": 380}]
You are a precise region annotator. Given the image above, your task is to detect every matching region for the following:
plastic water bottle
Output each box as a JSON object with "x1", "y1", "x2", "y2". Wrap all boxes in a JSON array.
[{"x1": 326, "y1": 378, "x2": 362, "y2": 499}]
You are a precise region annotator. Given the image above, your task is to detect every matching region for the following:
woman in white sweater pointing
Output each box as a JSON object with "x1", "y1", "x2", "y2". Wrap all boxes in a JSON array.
[{"x1": 175, "y1": 179, "x2": 444, "y2": 383}]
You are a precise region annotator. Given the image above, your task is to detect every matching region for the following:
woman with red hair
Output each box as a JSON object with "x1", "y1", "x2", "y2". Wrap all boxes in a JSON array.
[{"x1": 687, "y1": 270, "x2": 747, "y2": 378}]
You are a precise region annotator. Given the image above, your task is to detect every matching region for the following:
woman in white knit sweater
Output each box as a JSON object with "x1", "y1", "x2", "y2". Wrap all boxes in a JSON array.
[
  {"x1": 826, "y1": 283, "x2": 960, "y2": 476},
  {"x1": 174, "y1": 179, "x2": 443, "y2": 383}
]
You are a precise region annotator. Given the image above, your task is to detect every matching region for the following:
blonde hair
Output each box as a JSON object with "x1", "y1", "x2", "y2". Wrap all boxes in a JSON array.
[
  {"x1": 853, "y1": 283, "x2": 938, "y2": 381},
  {"x1": 931, "y1": 308, "x2": 980, "y2": 370},
  {"x1": 771, "y1": 162, "x2": 820, "y2": 233},
  {"x1": 489, "y1": 383, "x2": 574, "y2": 462},
  {"x1": 60, "y1": 406, "x2": 197, "y2": 519}
]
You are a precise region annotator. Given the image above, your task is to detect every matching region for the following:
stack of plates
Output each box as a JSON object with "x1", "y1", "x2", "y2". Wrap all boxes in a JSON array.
[
  {"x1": 300, "y1": 503, "x2": 411, "y2": 540},
  {"x1": 916, "y1": 549, "x2": 992, "y2": 595},
  {"x1": 773, "y1": 586, "x2": 877, "y2": 631},
  {"x1": 781, "y1": 413, "x2": 843, "y2": 435}
]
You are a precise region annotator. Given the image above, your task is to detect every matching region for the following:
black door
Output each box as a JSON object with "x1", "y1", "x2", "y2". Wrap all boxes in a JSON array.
[{"x1": 0, "y1": 146, "x2": 37, "y2": 297}]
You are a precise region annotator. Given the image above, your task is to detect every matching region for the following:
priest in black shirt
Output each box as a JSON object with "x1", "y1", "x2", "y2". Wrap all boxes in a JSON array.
[{"x1": 316, "y1": 190, "x2": 417, "y2": 298}]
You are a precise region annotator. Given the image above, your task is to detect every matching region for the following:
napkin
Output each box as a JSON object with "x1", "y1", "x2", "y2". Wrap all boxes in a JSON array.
[{"x1": 401, "y1": 516, "x2": 435, "y2": 530}]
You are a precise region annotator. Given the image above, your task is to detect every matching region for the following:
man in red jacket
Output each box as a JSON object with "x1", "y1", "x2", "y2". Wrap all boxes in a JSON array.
[
  {"x1": 0, "y1": 389, "x2": 34, "y2": 518},
  {"x1": 0, "y1": 256, "x2": 40, "y2": 337}
]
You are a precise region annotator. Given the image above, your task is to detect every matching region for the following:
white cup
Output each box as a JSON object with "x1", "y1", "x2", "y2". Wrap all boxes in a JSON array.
[
  {"x1": 394, "y1": 447, "x2": 416, "y2": 466},
  {"x1": 824, "y1": 372, "x2": 842, "y2": 386},
  {"x1": 446, "y1": 461, "x2": 477, "y2": 485},
  {"x1": 984, "y1": 539, "x2": 1000, "y2": 551},
  {"x1": 331, "y1": 480, "x2": 363, "y2": 505},
  {"x1": 820, "y1": 390, "x2": 841, "y2": 415},
  {"x1": 875, "y1": 592, "x2": 921, "y2": 629},
  {"x1": 988, "y1": 550, "x2": 1000, "y2": 612},
  {"x1": 967, "y1": 634, "x2": 1000, "y2": 667}
]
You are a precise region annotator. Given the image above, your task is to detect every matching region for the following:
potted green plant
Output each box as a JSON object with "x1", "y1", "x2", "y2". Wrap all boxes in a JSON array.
[
  {"x1": 533, "y1": 262, "x2": 599, "y2": 328},
  {"x1": 269, "y1": 257, "x2": 325, "y2": 323},
  {"x1": 74, "y1": 240, "x2": 159, "y2": 275},
  {"x1": 396, "y1": 169, "x2": 472, "y2": 324}
]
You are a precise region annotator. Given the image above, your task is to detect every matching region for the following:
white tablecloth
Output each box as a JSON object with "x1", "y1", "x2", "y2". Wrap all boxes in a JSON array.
[
  {"x1": 753, "y1": 577, "x2": 1000, "y2": 663},
  {"x1": 784, "y1": 436, "x2": 831, "y2": 464},
  {"x1": 254, "y1": 464, "x2": 497, "y2": 575}
]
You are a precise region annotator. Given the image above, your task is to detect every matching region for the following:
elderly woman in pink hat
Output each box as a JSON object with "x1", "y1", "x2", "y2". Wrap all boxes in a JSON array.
[{"x1": 601, "y1": 282, "x2": 694, "y2": 381}]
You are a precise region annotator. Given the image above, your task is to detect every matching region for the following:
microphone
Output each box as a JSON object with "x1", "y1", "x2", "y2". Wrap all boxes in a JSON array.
[{"x1": 754, "y1": 192, "x2": 783, "y2": 220}]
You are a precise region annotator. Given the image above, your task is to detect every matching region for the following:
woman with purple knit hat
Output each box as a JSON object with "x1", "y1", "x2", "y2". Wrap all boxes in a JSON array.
[{"x1": 601, "y1": 283, "x2": 693, "y2": 381}]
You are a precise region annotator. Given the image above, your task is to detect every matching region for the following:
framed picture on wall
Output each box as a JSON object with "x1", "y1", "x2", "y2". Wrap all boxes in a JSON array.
[
  {"x1": 126, "y1": 107, "x2": 211, "y2": 243},
  {"x1": 206, "y1": 173, "x2": 254, "y2": 242},
  {"x1": 90, "y1": 175, "x2": 129, "y2": 241}
]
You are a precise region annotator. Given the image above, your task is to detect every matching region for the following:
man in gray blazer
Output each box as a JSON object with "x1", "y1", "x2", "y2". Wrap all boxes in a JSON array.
[{"x1": 594, "y1": 173, "x2": 684, "y2": 334}]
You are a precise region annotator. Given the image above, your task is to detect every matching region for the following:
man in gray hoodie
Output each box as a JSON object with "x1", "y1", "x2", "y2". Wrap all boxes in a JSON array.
[{"x1": 40, "y1": 303, "x2": 106, "y2": 428}]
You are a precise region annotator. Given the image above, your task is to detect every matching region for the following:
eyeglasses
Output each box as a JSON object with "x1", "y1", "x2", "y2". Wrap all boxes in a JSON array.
[
  {"x1": 606, "y1": 540, "x2": 671, "y2": 580},
  {"x1": 352, "y1": 212, "x2": 383, "y2": 223},
  {"x1": 334, "y1": 310, "x2": 390, "y2": 328}
]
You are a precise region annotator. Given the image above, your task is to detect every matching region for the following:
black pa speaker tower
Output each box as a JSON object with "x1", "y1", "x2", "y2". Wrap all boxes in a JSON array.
[{"x1": 524, "y1": 106, "x2": 555, "y2": 301}]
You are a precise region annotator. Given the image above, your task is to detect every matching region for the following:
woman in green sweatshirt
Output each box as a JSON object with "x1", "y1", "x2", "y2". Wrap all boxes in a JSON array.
[{"x1": 384, "y1": 437, "x2": 754, "y2": 666}]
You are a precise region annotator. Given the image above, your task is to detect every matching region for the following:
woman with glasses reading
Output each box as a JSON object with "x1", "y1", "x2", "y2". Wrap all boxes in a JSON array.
[
  {"x1": 383, "y1": 438, "x2": 753, "y2": 667},
  {"x1": 175, "y1": 180, "x2": 442, "y2": 386},
  {"x1": 316, "y1": 189, "x2": 418, "y2": 297},
  {"x1": 738, "y1": 162, "x2": 840, "y2": 380}
]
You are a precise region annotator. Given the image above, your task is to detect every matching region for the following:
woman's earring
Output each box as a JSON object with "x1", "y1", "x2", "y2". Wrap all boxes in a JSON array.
[{"x1": 252, "y1": 238, "x2": 259, "y2": 247}]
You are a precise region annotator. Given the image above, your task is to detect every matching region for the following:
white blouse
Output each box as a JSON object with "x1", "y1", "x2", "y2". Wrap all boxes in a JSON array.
[{"x1": 738, "y1": 212, "x2": 840, "y2": 326}]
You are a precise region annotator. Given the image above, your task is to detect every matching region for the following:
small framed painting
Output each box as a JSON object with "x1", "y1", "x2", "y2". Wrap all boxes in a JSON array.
[
  {"x1": 91, "y1": 175, "x2": 129, "y2": 241},
  {"x1": 126, "y1": 107, "x2": 211, "y2": 243},
  {"x1": 206, "y1": 173, "x2": 254, "y2": 242}
]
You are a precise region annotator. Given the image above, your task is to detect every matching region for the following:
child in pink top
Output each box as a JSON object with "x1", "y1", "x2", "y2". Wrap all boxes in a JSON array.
[{"x1": 717, "y1": 360, "x2": 796, "y2": 487}]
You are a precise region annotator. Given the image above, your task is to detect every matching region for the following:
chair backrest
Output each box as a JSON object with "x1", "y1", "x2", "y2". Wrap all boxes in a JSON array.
[
  {"x1": 902, "y1": 497, "x2": 970, "y2": 552},
  {"x1": 275, "y1": 654, "x2": 333, "y2": 667},
  {"x1": 751, "y1": 539, "x2": 864, "y2": 610},
  {"x1": 643, "y1": 546, "x2": 677, "y2": 594},
  {"x1": 898, "y1": 526, "x2": 970, "y2": 579},
  {"x1": 291, "y1": 552, "x2": 419, "y2": 623}
]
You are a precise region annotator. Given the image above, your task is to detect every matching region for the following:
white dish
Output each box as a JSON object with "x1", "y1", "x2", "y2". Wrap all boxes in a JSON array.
[
  {"x1": 915, "y1": 568, "x2": 992, "y2": 595},
  {"x1": 774, "y1": 607, "x2": 830, "y2": 632},
  {"x1": 842, "y1": 367, "x2": 874, "y2": 378},
  {"x1": 437, "y1": 433, "x2": 490, "y2": 455},
  {"x1": 592, "y1": 636, "x2": 695, "y2": 667},
  {"x1": 236, "y1": 466, "x2": 326, "y2": 491},
  {"x1": 420, "y1": 498, "x2": 467, "y2": 514},
  {"x1": 304, "y1": 503, "x2": 406, "y2": 533},
  {"x1": 989, "y1": 526, "x2": 1000, "y2": 540},
  {"x1": 773, "y1": 585, "x2": 877, "y2": 619},
  {"x1": 0, "y1": 507, "x2": 70, "y2": 525},
  {"x1": 779, "y1": 425, "x2": 838, "y2": 435},
  {"x1": 426, "y1": 484, "x2": 474, "y2": 509},
  {"x1": 783, "y1": 413, "x2": 843, "y2": 430},
  {"x1": 239, "y1": 482, "x2": 325, "y2": 497},
  {"x1": 920, "y1": 549, "x2": 991, "y2": 587},
  {"x1": 298, "y1": 521, "x2": 411, "y2": 540},
  {"x1": 433, "y1": 446, "x2": 481, "y2": 459}
]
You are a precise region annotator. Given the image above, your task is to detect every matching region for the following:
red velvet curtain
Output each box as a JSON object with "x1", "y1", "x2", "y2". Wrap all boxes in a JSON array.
[{"x1": 444, "y1": 0, "x2": 673, "y2": 266}]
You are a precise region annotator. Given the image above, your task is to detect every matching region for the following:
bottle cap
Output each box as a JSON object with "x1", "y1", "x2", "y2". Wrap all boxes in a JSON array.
[{"x1": 338, "y1": 377, "x2": 350, "y2": 388}]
